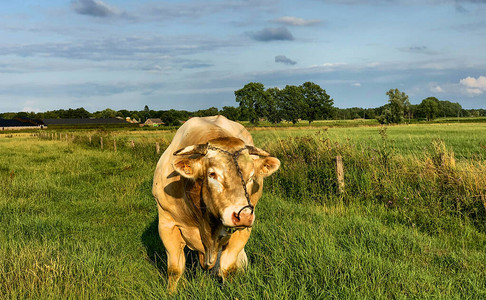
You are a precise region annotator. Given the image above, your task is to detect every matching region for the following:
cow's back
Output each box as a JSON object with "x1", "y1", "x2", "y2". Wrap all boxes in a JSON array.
[{"x1": 171, "y1": 115, "x2": 252, "y2": 150}]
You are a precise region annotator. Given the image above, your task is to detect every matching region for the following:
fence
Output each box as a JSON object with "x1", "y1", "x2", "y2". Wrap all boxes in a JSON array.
[{"x1": 34, "y1": 132, "x2": 164, "y2": 157}]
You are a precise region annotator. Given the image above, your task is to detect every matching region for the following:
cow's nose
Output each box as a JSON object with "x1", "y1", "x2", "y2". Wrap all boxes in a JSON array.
[{"x1": 231, "y1": 207, "x2": 254, "y2": 227}]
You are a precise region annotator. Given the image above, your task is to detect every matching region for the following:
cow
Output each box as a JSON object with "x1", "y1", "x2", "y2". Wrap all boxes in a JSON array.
[{"x1": 152, "y1": 115, "x2": 280, "y2": 292}]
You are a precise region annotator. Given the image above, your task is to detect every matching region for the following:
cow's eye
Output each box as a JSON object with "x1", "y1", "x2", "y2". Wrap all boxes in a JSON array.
[{"x1": 208, "y1": 172, "x2": 217, "y2": 179}]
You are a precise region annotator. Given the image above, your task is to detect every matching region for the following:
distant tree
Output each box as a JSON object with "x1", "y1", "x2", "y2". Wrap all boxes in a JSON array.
[
  {"x1": 93, "y1": 108, "x2": 119, "y2": 119},
  {"x1": 131, "y1": 114, "x2": 140, "y2": 122},
  {"x1": 234, "y1": 82, "x2": 266, "y2": 124},
  {"x1": 159, "y1": 110, "x2": 178, "y2": 126},
  {"x1": 377, "y1": 108, "x2": 393, "y2": 124},
  {"x1": 385, "y1": 88, "x2": 410, "y2": 123},
  {"x1": 364, "y1": 108, "x2": 377, "y2": 119},
  {"x1": 71, "y1": 107, "x2": 91, "y2": 118},
  {"x1": 158, "y1": 109, "x2": 190, "y2": 125},
  {"x1": 438, "y1": 100, "x2": 462, "y2": 118},
  {"x1": 220, "y1": 106, "x2": 241, "y2": 121},
  {"x1": 263, "y1": 87, "x2": 283, "y2": 123},
  {"x1": 144, "y1": 105, "x2": 150, "y2": 113},
  {"x1": 118, "y1": 110, "x2": 130, "y2": 118},
  {"x1": 0, "y1": 112, "x2": 16, "y2": 119},
  {"x1": 194, "y1": 107, "x2": 219, "y2": 117},
  {"x1": 300, "y1": 82, "x2": 334, "y2": 125},
  {"x1": 280, "y1": 85, "x2": 305, "y2": 124},
  {"x1": 14, "y1": 112, "x2": 30, "y2": 119},
  {"x1": 417, "y1": 97, "x2": 440, "y2": 121}
]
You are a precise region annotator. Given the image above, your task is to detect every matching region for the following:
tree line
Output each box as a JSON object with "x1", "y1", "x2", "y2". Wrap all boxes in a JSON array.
[{"x1": 1, "y1": 82, "x2": 485, "y2": 125}]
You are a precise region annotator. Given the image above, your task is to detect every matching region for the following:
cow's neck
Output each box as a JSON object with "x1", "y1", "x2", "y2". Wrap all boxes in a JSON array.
[{"x1": 184, "y1": 178, "x2": 230, "y2": 269}]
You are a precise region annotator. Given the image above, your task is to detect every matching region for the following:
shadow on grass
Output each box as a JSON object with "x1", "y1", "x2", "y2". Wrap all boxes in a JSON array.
[{"x1": 141, "y1": 216, "x2": 202, "y2": 281}]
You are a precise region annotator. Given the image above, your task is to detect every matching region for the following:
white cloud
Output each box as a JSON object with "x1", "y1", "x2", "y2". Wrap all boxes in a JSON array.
[
  {"x1": 431, "y1": 85, "x2": 444, "y2": 93},
  {"x1": 460, "y1": 76, "x2": 486, "y2": 95},
  {"x1": 352, "y1": 82, "x2": 361, "y2": 87},
  {"x1": 22, "y1": 101, "x2": 41, "y2": 113},
  {"x1": 274, "y1": 16, "x2": 321, "y2": 26}
]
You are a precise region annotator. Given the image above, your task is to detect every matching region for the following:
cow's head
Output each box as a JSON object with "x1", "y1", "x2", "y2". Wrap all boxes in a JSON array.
[{"x1": 172, "y1": 137, "x2": 280, "y2": 230}]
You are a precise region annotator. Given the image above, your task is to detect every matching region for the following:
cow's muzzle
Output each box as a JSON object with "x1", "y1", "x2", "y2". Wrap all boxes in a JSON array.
[{"x1": 231, "y1": 206, "x2": 254, "y2": 228}]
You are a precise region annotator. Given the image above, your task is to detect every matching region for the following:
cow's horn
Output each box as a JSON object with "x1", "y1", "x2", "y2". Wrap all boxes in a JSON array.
[
  {"x1": 173, "y1": 143, "x2": 208, "y2": 156},
  {"x1": 246, "y1": 145, "x2": 270, "y2": 157}
]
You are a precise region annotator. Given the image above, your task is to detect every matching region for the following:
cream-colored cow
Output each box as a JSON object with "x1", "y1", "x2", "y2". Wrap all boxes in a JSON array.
[{"x1": 152, "y1": 115, "x2": 280, "y2": 292}]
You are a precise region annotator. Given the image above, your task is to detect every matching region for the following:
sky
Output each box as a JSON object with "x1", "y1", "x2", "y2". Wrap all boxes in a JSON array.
[{"x1": 0, "y1": 0, "x2": 486, "y2": 113}]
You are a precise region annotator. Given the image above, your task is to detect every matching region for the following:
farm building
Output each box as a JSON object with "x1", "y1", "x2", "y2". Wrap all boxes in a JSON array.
[
  {"x1": 0, "y1": 117, "x2": 45, "y2": 130},
  {"x1": 42, "y1": 118, "x2": 129, "y2": 126},
  {"x1": 143, "y1": 118, "x2": 165, "y2": 126}
]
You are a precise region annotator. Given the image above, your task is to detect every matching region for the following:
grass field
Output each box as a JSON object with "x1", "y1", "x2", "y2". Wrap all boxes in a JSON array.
[{"x1": 1, "y1": 122, "x2": 486, "y2": 299}]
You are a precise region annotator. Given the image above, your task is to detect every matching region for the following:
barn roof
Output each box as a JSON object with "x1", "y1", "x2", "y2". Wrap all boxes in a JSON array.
[
  {"x1": 0, "y1": 117, "x2": 43, "y2": 127},
  {"x1": 42, "y1": 118, "x2": 128, "y2": 125},
  {"x1": 145, "y1": 118, "x2": 164, "y2": 124}
]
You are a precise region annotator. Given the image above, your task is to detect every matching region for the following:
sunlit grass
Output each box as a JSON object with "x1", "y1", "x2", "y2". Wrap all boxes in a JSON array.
[{"x1": 1, "y1": 123, "x2": 486, "y2": 298}]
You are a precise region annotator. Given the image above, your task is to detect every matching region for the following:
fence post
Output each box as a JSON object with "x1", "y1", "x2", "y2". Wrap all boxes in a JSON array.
[
  {"x1": 89, "y1": 136, "x2": 92, "y2": 144},
  {"x1": 335, "y1": 155, "x2": 345, "y2": 194},
  {"x1": 481, "y1": 193, "x2": 486, "y2": 214},
  {"x1": 113, "y1": 139, "x2": 117, "y2": 152},
  {"x1": 155, "y1": 142, "x2": 160, "y2": 155},
  {"x1": 100, "y1": 137, "x2": 104, "y2": 150}
]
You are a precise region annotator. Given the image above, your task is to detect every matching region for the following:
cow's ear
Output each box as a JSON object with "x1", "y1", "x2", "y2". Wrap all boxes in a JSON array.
[
  {"x1": 256, "y1": 156, "x2": 280, "y2": 177},
  {"x1": 173, "y1": 143, "x2": 208, "y2": 156},
  {"x1": 172, "y1": 144, "x2": 207, "y2": 179},
  {"x1": 172, "y1": 157, "x2": 204, "y2": 179},
  {"x1": 246, "y1": 145, "x2": 270, "y2": 157}
]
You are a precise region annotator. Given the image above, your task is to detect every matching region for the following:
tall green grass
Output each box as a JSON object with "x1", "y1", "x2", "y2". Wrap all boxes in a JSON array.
[{"x1": 1, "y1": 125, "x2": 486, "y2": 299}]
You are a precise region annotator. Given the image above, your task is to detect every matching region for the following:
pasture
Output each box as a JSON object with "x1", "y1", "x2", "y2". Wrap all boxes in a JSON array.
[{"x1": 1, "y1": 123, "x2": 486, "y2": 299}]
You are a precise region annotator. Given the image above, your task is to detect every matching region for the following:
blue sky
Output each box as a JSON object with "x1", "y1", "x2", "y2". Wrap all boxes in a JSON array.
[{"x1": 1, "y1": 0, "x2": 485, "y2": 113}]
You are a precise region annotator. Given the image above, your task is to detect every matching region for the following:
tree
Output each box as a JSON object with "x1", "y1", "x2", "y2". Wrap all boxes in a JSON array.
[
  {"x1": 72, "y1": 107, "x2": 91, "y2": 118},
  {"x1": 377, "y1": 108, "x2": 393, "y2": 124},
  {"x1": 220, "y1": 106, "x2": 241, "y2": 121},
  {"x1": 93, "y1": 108, "x2": 119, "y2": 119},
  {"x1": 264, "y1": 87, "x2": 283, "y2": 123},
  {"x1": 418, "y1": 97, "x2": 440, "y2": 121},
  {"x1": 280, "y1": 85, "x2": 305, "y2": 124},
  {"x1": 300, "y1": 82, "x2": 334, "y2": 125},
  {"x1": 438, "y1": 100, "x2": 462, "y2": 118},
  {"x1": 194, "y1": 107, "x2": 219, "y2": 117},
  {"x1": 234, "y1": 82, "x2": 266, "y2": 124},
  {"x1": 385, "y1": 88, "x2": 410, "y2": 123}
]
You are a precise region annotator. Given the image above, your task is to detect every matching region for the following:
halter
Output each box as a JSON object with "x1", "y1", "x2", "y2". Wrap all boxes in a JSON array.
[{"x1": 207, "y1": 145, "x2": 254, "y2": 220}]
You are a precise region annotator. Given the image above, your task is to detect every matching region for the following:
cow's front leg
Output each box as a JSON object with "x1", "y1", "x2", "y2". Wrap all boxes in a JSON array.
[
  {"x1": 158, "y1": 220, "x2": 186, "y2": 293},
  {"x1": 218, "y1": 228, "x2": 251, "y2": 278}
]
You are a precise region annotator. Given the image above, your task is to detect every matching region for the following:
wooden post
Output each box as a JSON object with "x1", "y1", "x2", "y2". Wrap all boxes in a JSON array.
[
  {"x1": 481, "y1": 193, "x2": 486, "y2": 214},
  {"x1": 130, "y1": 140, "x2": 135, "y2": 149},
  {"x1": 113, "y1": 139, "x2": 117, "y2": 152},
  {"x1": 89, "y1": 136, "x2": 92, "y2": 144},
  {"x1": 100, "y1": 137, "x2": 104, "y2": 150},
  {"x1": 155, "y1": 142, "x2": 160, "y2": 155},
  {"x1": 335, "y1": 156, "x2": 345, "y2": 194}
]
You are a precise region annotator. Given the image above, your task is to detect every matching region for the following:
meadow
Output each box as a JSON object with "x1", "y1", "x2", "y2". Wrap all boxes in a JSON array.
[{"x1": 1, "y1": 122, "x2": 486, "y2": 299}]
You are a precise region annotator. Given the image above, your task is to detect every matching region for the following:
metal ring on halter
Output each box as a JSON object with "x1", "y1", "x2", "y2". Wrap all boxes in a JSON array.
[{"x1": 235, "y1": 204, "x2": 254, "y2": 221}]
